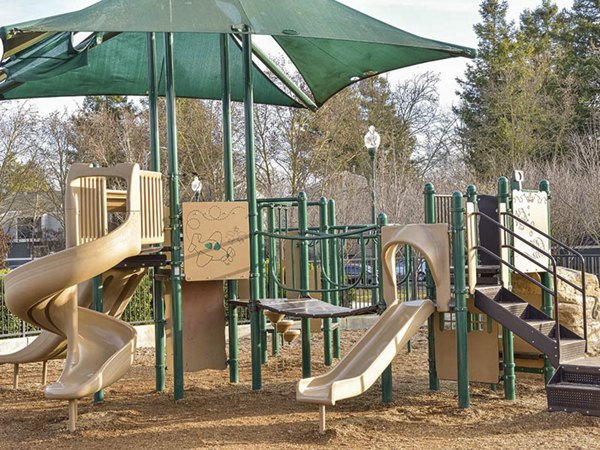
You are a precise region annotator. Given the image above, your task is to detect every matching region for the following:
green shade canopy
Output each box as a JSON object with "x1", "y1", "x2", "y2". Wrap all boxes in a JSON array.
[
  {"x1": 0, "y1": 0, "x2": 475, "y2": 106},
  {"x1": 0, "y1": 31, "x2": 301, "y2": 106}
]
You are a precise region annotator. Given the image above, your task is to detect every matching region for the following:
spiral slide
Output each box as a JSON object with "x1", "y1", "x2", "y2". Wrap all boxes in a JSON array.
[
  {"x1": 0, "y1": 268, "x2": 146, "y2": 378},
  {"x1": 3, "y1": 163, "x2": 163, "y2": 431}
]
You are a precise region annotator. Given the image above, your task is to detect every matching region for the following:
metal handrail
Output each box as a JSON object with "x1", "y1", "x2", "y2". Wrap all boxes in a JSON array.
[
  {"x1": 502, "y1": 211, "x2": 587, "y2": 343},
  {"x1": 476, "y1": 210, "x2": 588, "y2": 356}
]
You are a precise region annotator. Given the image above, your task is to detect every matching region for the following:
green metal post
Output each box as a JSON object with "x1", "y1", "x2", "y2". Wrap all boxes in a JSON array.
[
  {"x1": 378, "y1": 213, "x2": 393, "y2": 403},
  {"x1": 498, "y1": 176, "x2": 515, "y2": 400},
  {"x1": 424, "y1": 183, "x2": 439, "y2": 391},
  {"x1": 222, "y1": 33, "x2": 239, "y2": 384},
  {"x1": 257, "y1": 209, "x2": 268, "y2": 364},
  {"x1": 152, "y1": 271, "x2": 165, "y2": 391},
  {"x1": 328, "y1": 199, "x2": 341, "y2": 359},
  {"x1": 319, "y1": 197, "x2": 332, "y2": 366},
  {"x1": 242, "y1": 32, "x2": 262, "y2": 391},
  {"x1": 452, "y1": 192, "x2": 470, "y2": 408},
  {"x1": 146, "y1": 31, "x2": 165, "y2": 394},
  {"x1": 539, "y1": 179, "x2": 555, "y2": 384},
  {"x1": 164, "y1": 32, "x2": 184, "y2": 400},
  {"x1": 92, "y1": 275, "x2": 104, "y2": 403},
  {"x1": 298, "y1": 192, "x2": 311, "y2": 378},
  {"x1": 147, "y1": 32, "x2": 160, "y2": 171}
]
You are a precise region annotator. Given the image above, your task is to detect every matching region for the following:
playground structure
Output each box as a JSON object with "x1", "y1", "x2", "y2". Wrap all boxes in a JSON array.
[{"x1": 1, "y1": 0, "x2": 599, "y2": 437}]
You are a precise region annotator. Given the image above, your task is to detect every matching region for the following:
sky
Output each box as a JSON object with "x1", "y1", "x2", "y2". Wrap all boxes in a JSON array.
[{"x1": 0, "y1": 0, "x2": 573, "y2": 114}]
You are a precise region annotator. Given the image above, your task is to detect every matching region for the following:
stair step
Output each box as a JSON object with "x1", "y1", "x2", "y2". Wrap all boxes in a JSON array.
[
  {"x1": 560, "y1": 364, "x2": 600, "y2": 384},
  {"x1": 523, "y1": 320, "x2": 555, "y2": 335},
  {"x1": 559, "y1": 339, "x2": 586, "y2": 363},
  {"x1": 547, "y1": 382, "x2": 600, "y2": 416},
  {"x1": 498, "y1": 302, "x2": 528, "y2": 315}
]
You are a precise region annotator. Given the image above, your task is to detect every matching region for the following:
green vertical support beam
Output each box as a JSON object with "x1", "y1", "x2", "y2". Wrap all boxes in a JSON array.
[
  {"x1": 92, "y1": 274, "x2": 104, "y2": 404},
  {"x1": 369, "y1": 149, "x2": 380, "y2": 307},
  {"x1": 539, "y1": 179, "x2": 555, "y2": 384},
  {"x1": 498, "y1": 176, "x2": 515, "y2": 400},
  {"x1": 267, "y1": 206, "x2": 280, "y2": 356},
  {"x1": 319, "y1": 197, "x2": 332, "y2": 366},
  {"x1": 242, "y1": 32, "x2": 262, "y2": 391},
  {"x1": 221, "y1": 33, "x2": 239, "y2": 384},
  {"x1": 164, "y1": 31, "x2": 184, "y2": 401},
  {"x1": 152, "y1": 271, "x2": 166, "y2": 391},
  {"x1": 328, "y1": 199, "x2": 341, "y2": 359},
  {"x1": 147, "y1": 33, "x2": 160, "y2": 172},
  {"x1": 257, "y1": 208, "x2": 268, "y2": 364},
  {"x1": 424, "y1": 183, "x2": 440, "y2": 391},
  {"x1": 378, "y1": 213, "x2": 393, "y2": 403},
  {"x1": 452, "y1": 192, "x2": 469, "y2": 409},
  {"x1": 298, "y1": 192, "x2": 311, "y2": 378},
  {"x1": 146, "y1": 31, "x2": 165, "y2": 394}
]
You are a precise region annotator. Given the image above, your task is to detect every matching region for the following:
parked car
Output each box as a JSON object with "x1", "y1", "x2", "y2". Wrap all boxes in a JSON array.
[
  {"x1": 344, "y1": 263, "x2": 374, "y2": 285},
  {"x1": 396, "y1": 259, "x2": 427, "y2": 284}
]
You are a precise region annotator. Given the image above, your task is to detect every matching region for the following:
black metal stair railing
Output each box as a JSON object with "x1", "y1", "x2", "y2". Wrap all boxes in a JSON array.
[{"x1": 473, "y1": 210, "x2": 588, "y2": 362}]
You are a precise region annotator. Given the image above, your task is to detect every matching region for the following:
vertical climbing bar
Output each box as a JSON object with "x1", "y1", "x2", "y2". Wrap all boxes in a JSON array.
[
  {"x1": 424, "y1": 183, "x2": 439, "y2": 391},
  {"x1": 498, "y1": 176, "x2": 515, "y2": 400},
  {"x1": 92, "y1": 274, "x2": 104, "y2": 404},
  {"x1": 164, "y1": 31, "x2": 185, "y2": 400},
  {"x1": 319, "y1": 197, "x2": 332, "y2": 366},
  {"x1": 452, "y1": 192, "x2": 469, "y2": 408},
  {"x1": 267, "y1": 206, "x2": 280, "y2": 356},
  {"x1": 152, "y1": 271, "x2": 166, "y2": 391},
  {"x1": 257, "y1": 208, "x2": 268, "y2": 364},
  {"x1": 242, "y1": 31, "x2": 262, "y2": 391},
  {"x1": 539, "y1": 179, "x2": 555, "y2": 384},
  {"x1": 328, "y1": 199, "x2": 341, "y2": 359},
  {"x1": 298, "y1": 192, "x2": 311, "y2": 377}
]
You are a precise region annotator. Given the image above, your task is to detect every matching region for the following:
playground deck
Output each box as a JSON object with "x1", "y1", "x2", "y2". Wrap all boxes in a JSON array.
[{"x1": 1, "y1": 328, "x2": 599, "y2": 449}]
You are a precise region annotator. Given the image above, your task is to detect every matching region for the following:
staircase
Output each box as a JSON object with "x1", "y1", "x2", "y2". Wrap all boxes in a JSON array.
[{"x1": 474, "y1": 286, "x2": 600, "y2": 416}]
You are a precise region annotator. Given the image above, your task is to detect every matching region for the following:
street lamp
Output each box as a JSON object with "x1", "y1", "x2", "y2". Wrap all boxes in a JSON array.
[
  {"x1": 364, "y1": 125, "x2": 381, "y2": 306},
  {"x1": 364, "y1": 125, "x2": 380, "y2": 224},
  {"x1": 191, "y1": 174, "x2": 203, "y2": 201}
]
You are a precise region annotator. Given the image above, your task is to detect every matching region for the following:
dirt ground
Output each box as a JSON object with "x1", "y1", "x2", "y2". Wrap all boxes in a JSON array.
[{"x1": 1, "y1": 327, "x2": 599, "y2": 449}]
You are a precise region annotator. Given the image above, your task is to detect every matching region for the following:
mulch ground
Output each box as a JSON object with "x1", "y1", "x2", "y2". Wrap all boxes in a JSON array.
[{"x1": 1, "y1": 327, "x2": 599, "y2": 449}]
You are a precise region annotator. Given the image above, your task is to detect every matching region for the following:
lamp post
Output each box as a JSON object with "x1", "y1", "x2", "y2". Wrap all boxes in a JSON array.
[
  {"x1": 364, "y1": 125, "x2": 380, "y2": 225},
  {"x1": 364, "y1": 125, "x2": 381, "y2": 306},
  {"x1": 191, "y1": 174, "x2": 202, "y2": 201}
]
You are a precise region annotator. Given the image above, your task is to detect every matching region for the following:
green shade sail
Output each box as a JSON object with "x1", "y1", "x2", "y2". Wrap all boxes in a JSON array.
[
  {"x1": 0, "y1": 0, "x2": 475, "y2": 106},
  {"x1": 0, "y1": 32, "x2": 301, "y2": 106}
]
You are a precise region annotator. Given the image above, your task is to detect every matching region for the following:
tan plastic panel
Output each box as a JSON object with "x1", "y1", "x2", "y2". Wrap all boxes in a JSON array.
[
  {"x1": 3, "y1": 163, "x2": 150, "y2": 400},
  {"x1": 296, "y1": 299, "x2": 434, "y2": 405},
  {"x1": 434, "y1": 298, "x2": 500, "y2": 384},
  {"x1": 182, "y1": 202, "x2": 250, "y2": 281},
  {"x1": 466, "y1": 202, "x2": 478, "y2": 295},
  {"x1": 381, "y1": 224, "x2": 451, "y2": 311},
  {"x1": 164, "y1": 280, "x2": 227, "y2": 372}
]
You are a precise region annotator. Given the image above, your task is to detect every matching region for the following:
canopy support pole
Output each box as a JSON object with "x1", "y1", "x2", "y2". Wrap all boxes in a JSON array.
[
  {"x1": 243, "y1": 31, "x2": 262, "y2": 391},
  {"x1": 250, "y1": 43, "x2": 317, "y2": 111},
  {"x1": 146, "y1": 31, "x2": 166, "y2": 394},
  {"x1": 164, "y1": 31, "x2": 185, "y2": 401},
  {"x1": 222, "y1": 34, "x2": 240, "y2": 384}
]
